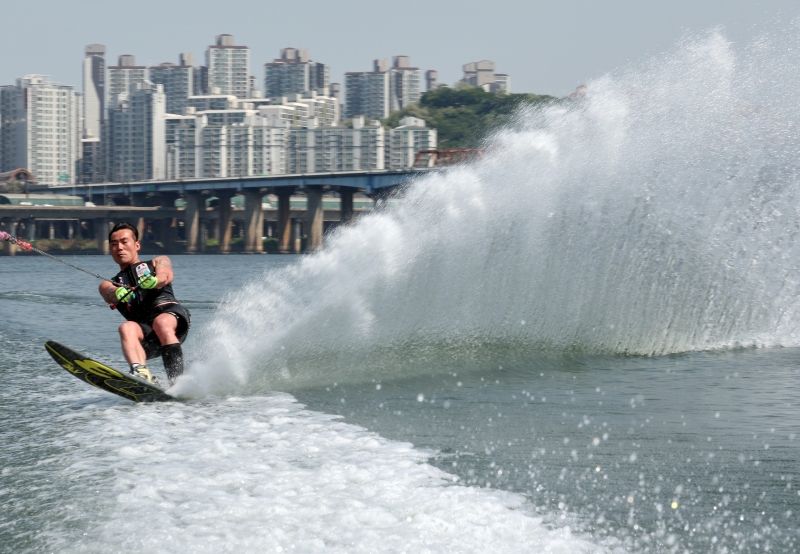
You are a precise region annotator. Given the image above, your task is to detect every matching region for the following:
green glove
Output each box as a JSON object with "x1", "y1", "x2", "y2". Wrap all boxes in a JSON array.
[
  {"x1": 115, "y1": 287, "x2": 135, "y2": 303},
  {"x1": 138, "y1": 273, "x2": 158, "y2": 289}
]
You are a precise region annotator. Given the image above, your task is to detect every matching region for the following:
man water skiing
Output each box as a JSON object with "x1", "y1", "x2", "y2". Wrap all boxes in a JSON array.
[{"x1": 98, "y1": 223, "x2": 191, "y2": 385}]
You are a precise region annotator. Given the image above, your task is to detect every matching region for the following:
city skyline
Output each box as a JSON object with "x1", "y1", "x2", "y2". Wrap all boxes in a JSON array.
[{"x1": 1, "y1": 0, "x2": 794, "y2": 98}]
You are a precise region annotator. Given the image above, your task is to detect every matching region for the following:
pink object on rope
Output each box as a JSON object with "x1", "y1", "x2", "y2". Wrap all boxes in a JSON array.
[{"x1": 0, "y1": 231, "x2": 10, "y2": 242}]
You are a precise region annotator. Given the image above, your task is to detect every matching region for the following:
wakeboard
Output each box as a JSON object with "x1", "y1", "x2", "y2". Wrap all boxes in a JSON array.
[{"x1": 45, "y1": 340, "x2": 172, "y2": 403}]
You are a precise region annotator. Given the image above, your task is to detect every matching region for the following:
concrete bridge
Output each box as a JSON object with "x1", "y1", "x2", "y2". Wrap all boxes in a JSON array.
[{"x1": 1, "y1": 169, "x2": 431, "y2": 255}]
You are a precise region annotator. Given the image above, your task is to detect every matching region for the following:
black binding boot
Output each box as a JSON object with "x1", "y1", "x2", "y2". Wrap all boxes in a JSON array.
[{"x1": 161, "y1": 344, "x2": 184, "y2": 385}]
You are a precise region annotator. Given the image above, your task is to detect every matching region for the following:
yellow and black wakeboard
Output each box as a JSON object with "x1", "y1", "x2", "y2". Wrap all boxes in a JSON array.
[{"x1": 45, "y1": 340, "x2": 172, "y2": 403}]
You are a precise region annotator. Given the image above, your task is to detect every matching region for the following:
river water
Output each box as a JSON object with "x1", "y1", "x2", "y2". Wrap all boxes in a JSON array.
[
  {"x1": 4, "y1": 27, "x2": 800, "y2": 554},
  {"x1": 1, "y1": 256, "x2": 798, "y2": 553}
]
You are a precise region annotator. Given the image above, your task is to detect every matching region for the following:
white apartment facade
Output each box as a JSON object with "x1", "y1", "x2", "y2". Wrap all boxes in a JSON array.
[
  {"x1": 166, "y1": 109, "x2": 289, "y2": 179},
  {"x1": 206, "y1": 34, "x2": 250, "y2": 98},
  {"x1": 387, "y1": 116, "x2": 436, "y2": 170},
  {"x1": 149, "y1": 84, "x2": 425, "y2": 181},
  {"x1": 389, "y1": 56, "x2": 421, "y2": 112},
  {"x1": 289, "y1": 117, "x2": 385, "y2": 174},
  {"x1": 108, "y1": 55, "x2": 147, "y2": 108},
  {"x1": 0, "y1": 75, "x2": 82, "y2": 186}
]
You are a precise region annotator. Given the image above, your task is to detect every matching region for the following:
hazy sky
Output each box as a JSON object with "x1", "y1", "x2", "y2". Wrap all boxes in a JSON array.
[{"x1": 0, "y1": 0, "x2": 796, "y2": 97}]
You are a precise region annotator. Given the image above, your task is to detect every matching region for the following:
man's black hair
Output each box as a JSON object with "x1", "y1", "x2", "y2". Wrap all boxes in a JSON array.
[{"x1": 109, "y1": 222, "x2": 139, "y2": 242}]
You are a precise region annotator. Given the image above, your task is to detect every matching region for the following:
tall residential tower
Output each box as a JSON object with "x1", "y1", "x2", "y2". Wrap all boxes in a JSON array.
[
  {"x1": 345, "y1": 59, "x2": 390, "y2": 120},
  {"x1": 388, "y1": 56, "x2": 420, "y2": 112},
  {"x1": 108, "y1": 55, "x2": 147, "y2": 108},
  {"x1": 0, "y1": 76, "x2": 81, "y2": 186},
  {"x1": 107, "y1": 81, "x2": 166, "y2": 182},
  {"x1": 263, "y1": 48, "x2": 329, "y2": 98},
  {"x1": 345, "y1": 57, "x2": 421, "y2": 119},
  {"x1": 82, "y1": 44, "x2": 105, "y2": 138},
  {"x1": 206, "y1": 34, "x2": 250, "y2": 98},
  {"x1": 149, "y1": 53, "x2": 195, "y2": 114}
]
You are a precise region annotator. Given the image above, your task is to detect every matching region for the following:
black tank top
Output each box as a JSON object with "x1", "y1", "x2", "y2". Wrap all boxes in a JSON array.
[{"x1": 113, "y1": 260, "x2": 179, "y2": 323}]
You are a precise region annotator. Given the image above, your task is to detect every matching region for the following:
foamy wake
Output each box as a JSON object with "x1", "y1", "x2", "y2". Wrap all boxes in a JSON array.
[{"x1": 32, "y1": 394, "x2": 609, "y2": 553}]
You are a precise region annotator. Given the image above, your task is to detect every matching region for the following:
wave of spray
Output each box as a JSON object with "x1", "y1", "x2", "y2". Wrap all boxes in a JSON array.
[{"x1": 188, "y1": 28, "x2": 800, "y2": 392}]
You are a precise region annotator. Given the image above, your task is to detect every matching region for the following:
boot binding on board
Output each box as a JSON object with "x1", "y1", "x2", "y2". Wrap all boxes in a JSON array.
[{"x1": 130, "y1": 363, "x2": 159, "y2": 386}]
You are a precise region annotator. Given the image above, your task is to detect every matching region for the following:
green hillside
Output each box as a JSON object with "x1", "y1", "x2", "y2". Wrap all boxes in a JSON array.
[{"x1": 383, "y1": 86, "x2": 558, "y2": 148}]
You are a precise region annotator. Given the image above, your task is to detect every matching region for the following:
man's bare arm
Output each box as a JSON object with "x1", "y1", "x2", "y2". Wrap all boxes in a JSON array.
[
  {"x1": 99, "y1": 280, "x2": 119, "y2": 304},
  {"x1": 152, "y1": 256, "x2": 174, "y2": 288}
]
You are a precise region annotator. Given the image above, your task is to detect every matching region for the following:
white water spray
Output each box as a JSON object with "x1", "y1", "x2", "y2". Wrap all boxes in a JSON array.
[{"x1": 189, "y1": 28, "x2": 800, "y2": 392}]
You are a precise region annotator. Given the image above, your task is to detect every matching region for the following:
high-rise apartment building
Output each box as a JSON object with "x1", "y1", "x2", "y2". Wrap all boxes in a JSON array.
[
  {"x1": 425, "y1": 70, "x2": 438, "y2": 92},
  {"x1": 389, "y1": 56, "x2": 420, "y2": 112},
  {"x1": 263, "y1": 48, "x2": 330, "y2": 98},
  {"x1": 164, "y1": 113, "x2": 199, "y2": 180},
  {"x1": 462, "y1": 61, "x2": 510, "y2": 92},
  {"x1": 345, "y1": 57, "x2": 421, "y2": 119},
  {"x1": 193, "y1": 66, "x2": 209, "y2": 96},
  {"x1": 345, "y1": 60, "x2": 390, "y2": 120},
  {"x1": 494, "y1": 74, "x2": 510, "y2": 93},
  {"x1": 249, "y1": 75, "x2": 260, "y2": 99},
  {"x1": 107, "y1": 81, "x2": 166, "y2": 181},
  {"x1": 206, "y1": 34, "x2": 250, "y2": 98},
  {"x1": 149, "y1": 53, "x2": 194, "y2": 114},
  {"x1": 387, "y1": 116, "x2": 437, "y2": 170},
  {"x1": 108, "y1": 55, "x2": 147, "y2": 108},
  {"x1": 0, "y1": 76, "x2": 81, "y2": 186},
  {"x1": 80, "y1": 136, "x2": 103, "y2": 183},
  {"x1": 83, "y1": 44, "x2": 105, "y2": 139}
]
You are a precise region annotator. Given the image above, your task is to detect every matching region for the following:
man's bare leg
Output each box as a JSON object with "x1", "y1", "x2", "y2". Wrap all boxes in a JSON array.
[
  {"x1": 152, "y1": 313, "x2": 179, "y2": 345},
  {"x1": 119, "y1": 321, "x2": 146, "y2": 366}
]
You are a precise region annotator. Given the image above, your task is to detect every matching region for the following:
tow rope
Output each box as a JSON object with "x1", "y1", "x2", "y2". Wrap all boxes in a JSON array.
[{"x1": 0, "y1": 230, "x2": 132, "y2": 309}]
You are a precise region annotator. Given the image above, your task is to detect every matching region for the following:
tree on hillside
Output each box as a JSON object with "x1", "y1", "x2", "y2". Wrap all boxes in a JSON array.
[{"x1": 383, "y1": 86, "x2": 558, "y2": 148}]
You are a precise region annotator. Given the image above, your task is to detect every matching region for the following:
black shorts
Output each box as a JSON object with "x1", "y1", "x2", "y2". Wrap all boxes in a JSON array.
[{"x1": 138, "y1": 303, "x2": 192, "y2": 360}]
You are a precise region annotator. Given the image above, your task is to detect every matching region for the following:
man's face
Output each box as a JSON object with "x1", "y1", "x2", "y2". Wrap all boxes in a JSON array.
[{"x1": 109, "y1": 229, "x2": 140, "y2": 266}]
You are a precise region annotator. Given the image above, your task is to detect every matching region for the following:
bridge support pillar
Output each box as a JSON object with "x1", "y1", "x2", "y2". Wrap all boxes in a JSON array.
[
  {"x1": 199, "y1": 220, "x2": 207, "y2": 253},
  {"x1": 158, "y1": 219, "x2": 178, "y2": 253},
  {"x1": 340, "y1": 188, "x2": 354, "y2": 225},
  {"x1": 184, "y1": 192, "x2": 202, "y2": 254},
  {"x1": 305, "y1": 187, "x2": 324, "y2": 252},
  {"x1": 156, "y1": 193, "x2": 179, "y2": 253},
  {"x1": 131, "y1": 193, "x2": 147, "y2": 245},
  {"x1": 218, "y1": 192, "x2": 233, "y2": 254},
  {"x1": 94, "y1": 218, "x2": 109, "y2": 255},
  {"x1": 277, "y1": 190, "x2": 292, "y2": 254},
  {"x1": 244, "y1": 191, "x2": 264, "y2": 253},
  {"x1": 26, "y1": 218, "x2": 36, "y2": 241},
  {"x1": 293, "y1": 219, "x2": 303, "y2": 253}
]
